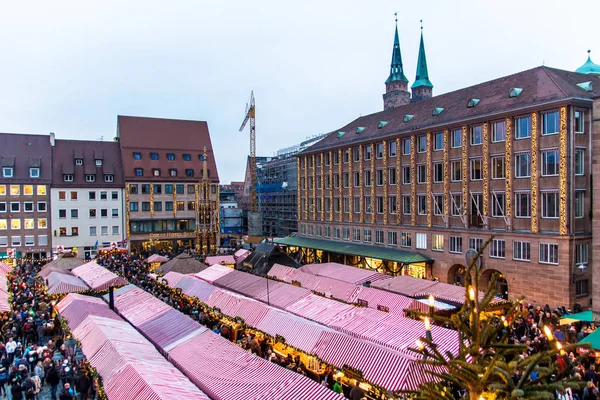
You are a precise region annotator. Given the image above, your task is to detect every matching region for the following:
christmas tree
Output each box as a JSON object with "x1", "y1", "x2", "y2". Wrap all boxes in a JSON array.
[{"x1": 406, "y1": 237, "x2": 587, "y2": 399}]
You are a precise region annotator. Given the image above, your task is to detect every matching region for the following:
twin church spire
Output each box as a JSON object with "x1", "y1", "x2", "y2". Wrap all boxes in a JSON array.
[{"x1": 383, "y1": 18, "x2": 433, "y2": 110}]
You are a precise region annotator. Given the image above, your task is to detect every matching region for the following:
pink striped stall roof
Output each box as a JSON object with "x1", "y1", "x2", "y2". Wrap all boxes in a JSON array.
[
  {"x1": 39, "y1": 266, "x2": 73, "y2": 279},
  {"x1": 168, "y1": 330, "x2": 342, "y2": 400},
  {"x1": 205, "y1": 255, "x2": 236, "y2": 265},
  {"x1": 252, "y1": 282, "x2": 311, "y2": 309},
  {"x1": 73, "y1": 315, "x2": 209, "y2": 400},
  {"x1": 46, "y1": 272, "x2": 90, "y2": 295},
  {"x1": 205, "y1": 289, "x2": 270, "y2": 326},
  {"x1": 301, "y1": 262, "x2": 391, "y2": 285},
  {"x1": 139, "y1": 308, "x2": 208, "y2": 349},
  {"x1": 175, "y1": 276, "x2": 216, "y2": 302},
  {"x1": 234, "y1": 248, "x2": 251, "y2": 263},
  {"x1": 146, "y1": 254, "x2": 169, "y2": 263},
  {"x1": 71, "y1": 261, "x2": 128, "y2": 291},
  {"x1": 370, "y1": 275, "x2": 439, "y2": 296},
  {"x1": 284, "y1": 294, "x2": 356, "y2": 326},
  {"x1": 57, "y1": 294, "x2": 121, "y2": 330},
  {"x1": 353, "y1": 287, "x2": 413, "y2": 315},
  {"x1": 0, "y1": 262, "x2": 11, "y2": 274},
  {"x1": 0, "y1": 274, "x2": 8, "y2": 312},
  {"x1": 413, "y1": 283, "x2": 472, "y2": 305},
  {"x1": 256, "y1": 309, "x2": 334, "y2": 351},
  {"x1": 213, "y1": 269, "x2": 272, "y2": 298},
  {"x1": 194, "y1": 264, "x2": 233, "y2": 284},
  {"x1": 161, "y1": 271, "x2": 184, "y2": 286},
  {"x1": 106, "y1": 285, "x2": 171, "y2": 325},
  {"x1": 267, "y1": 263, "x2": 297, "y2": 281}
]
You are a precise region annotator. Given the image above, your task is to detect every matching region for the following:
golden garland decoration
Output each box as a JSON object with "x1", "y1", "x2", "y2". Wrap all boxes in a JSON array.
[
  {"x1": 396, "y1": 138, "x2": 401, "y2": 225},
  {"x1": 482, "y1": 123, "x2": 489, "y2": 218},
  {"x1": 410, "y1": 135, "x2": 416, "y2": 226},
  {"x1": 149, "y1": 183, "x2": 154, "y2": 218},
  {"x1": 312, "y1": 154, "x2": 316, "y2": 221},
  {"x1": 461, "y1": 126, "x2": 468, "y2": 219},
  {"x1": 338, "y1": 149, "x2": 343, "y2": 223},
  {"x1": 320, "y1": 153, "x2": 324, "y2": 222},
  {"x1": 329, "y1": 151, "x2": 333, "y2": 222},
  {"x1": 125, "y1": 184, "x2": 131, "y2": 244},
  {"x1": 297, "y1": 156, "x2": 301, "y2": 222},
  {"x1": 426, "y1": 133, "x2": 432, "y2": 228},
  {"x1": 370, "y1": 144, "x2": 375, "y2": 224},
  {"x1": 443, "y1": 130, "x2": 449, "y2": 223},
  {"x1": 559, "y1": 107, "x2": 568, "y2": 235},
  {"x1": 382, "y1": 140, "x2": 388, "y2": 224},
  {"x1": 348, "y1": 147, "x2": 353, "y2": 223},
  {"x1": 505, "y1": 118, "x2": 512, "y2": 221},
  {"x1": 359, "y1": 145, "x2": 364, "y2": 224},
  {"x1": 531, "y1": 113, "x2": 539, "y2": 233}
]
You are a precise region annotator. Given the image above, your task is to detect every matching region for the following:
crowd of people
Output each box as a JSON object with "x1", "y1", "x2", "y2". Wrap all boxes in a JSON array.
[{"x1": 2, "y1": 261, "x2": 97, "y2": 400}]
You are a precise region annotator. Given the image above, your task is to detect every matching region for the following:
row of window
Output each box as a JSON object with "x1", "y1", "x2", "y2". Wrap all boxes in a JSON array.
[
  {"x1": 0, "y1": 218, "x2": 48, "y2": 230},
  {"x1": 301, "y1": 149, "x2": 585, "y2": 190},
  {"x1": 133, "y1": 168, "x2": 203, "y2": 178},
  {"x1": 129, "y1": 183, "x2": 217, "y2": 195},
  {"x1": 133, "y1": 152, "x2": 205, "y2": 162},
  {"x1": 129, "y1": 219, "x2": 195, "y2": 233},
  {"x1": 303, "y1": 190, "x2": 584, "y2": 219},
  {"x1": 0, "y1": 202, "x2": 47, "y2": 213},
  {"x1": 63, "y1": 174, "x2": 114, "y2": 183},
  {"x1": 0, "y1": 235, "x2": 48, "y2": 247},
  {"x1": 57, "y1": 191, "x2": 119, "y2": 201},
  {"x1": 2, "y1": 167, "x2": 40, "y2": 178},
  {"x1": 302, "y1": 110, "x2": 586, "y2": 168},
  {"x1": 73, "y1": 158, "x2": 103, "y2": 167},
  {"x1": 301, "y1": 225, "x2": 584, "y2": 266},
  {"x1": 58, "y1": 208, "x2": 119, "y2": 219},
  {"x1": 130, "y1": 201, "x2": 196, "y2": 212},
  {"x1": 0, "y1": 185, "x2": 47, "y2": 196},
  {"x1": 58, "y1": 226, "x2": 119, "y2": 236}
]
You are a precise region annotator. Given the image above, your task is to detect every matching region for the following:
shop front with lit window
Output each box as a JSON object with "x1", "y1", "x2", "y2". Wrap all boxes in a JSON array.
[{"x1": 129, "y1": 218, "x2": 196, "y2": 253}]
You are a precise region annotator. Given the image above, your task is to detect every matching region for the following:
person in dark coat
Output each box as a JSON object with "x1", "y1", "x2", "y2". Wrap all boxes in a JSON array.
[
  {"x1": 76, "y1": 369, "x2": 91, "y2": 400},
  {"x1": 46, "y1": 365, "x2": 61, "y2": 399},
  {"x1": 349, "y1": 381, "x2": 364, "y2": 400},
  {"x1": 10, "y1": 378, "x2": 24, "y2": 400}
]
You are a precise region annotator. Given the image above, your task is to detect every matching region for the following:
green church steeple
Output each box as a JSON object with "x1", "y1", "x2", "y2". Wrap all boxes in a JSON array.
[
  {"x1": 385, "y1": 17, "x2": 408, "y2": 84},
  {"x1": 410, "y1": 21, "x2": 433, "y2": 102}
]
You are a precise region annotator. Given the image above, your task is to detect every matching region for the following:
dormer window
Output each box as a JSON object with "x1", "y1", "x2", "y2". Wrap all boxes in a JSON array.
[
  {"x1": 95, "y1": 159, "x2": 103, "y2": 166},
  {"x1": 85, "y1": 175, "x2": 96, "y2": 183},
  {"x1": 29, "y1": 168, "x2": 40, "y2": 178},
  {"x1": 336, "y1": 132, "x2": 345, "y2": 138},
  {"x1": 133, "y1": 152, "x2": 141, "y2": 160},
  {"x1": 150, "y1": 153, "x2": 159, "y2": 160},
  {"x1": 2, "y1": 168, "x2": 13, "y2": 178},
  {"x1": 356, "y1": 127, "x2": 365, "y2": 134},
  {"x1": 577, "y1": 81, "x2": 593, "y2": 92},
  {"x1": 104, "y1": 175, "x2": 114, "y2": 183},
  {"x1": 152, "y1": 168, "x2": 161, "y2": 177},
  {"x1": 432, "y1": 107, "x2": 444, "y2": 116},
  {"x1": 64, "y1": 174, "x2": 74, "y2": 182},
  {"x1": 75, "y1": 159, "x2": 83, "y2": 166},
  {"x1": 467, "y1": 98, "x2": 480, "y2": 108},
  {"x1": 377, "y1": 121, "x2": 388, "y2": 129},
  {"x1": 509, "y1": 88, "x2": 523, "y2": 98},
  {"x1": 403, "y1": 115, "x2": 414, "y2": 123}
]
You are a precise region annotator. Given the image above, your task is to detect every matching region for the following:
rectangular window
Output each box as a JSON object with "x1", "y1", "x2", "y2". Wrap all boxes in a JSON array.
[
  {"x1": 576, "y1": 280, "x2": 589, "y2": 296},
  {"x1": 491, "y1": 156, "x2": 505, "y2": 179},
  {"x1": 133, "y1": 152, "x2": 141, "y2": 160},
  {"x1": 489, "y1": 239, "x2": 506, "y2": 258},
  {"x1": 150, "y1": 152, "x2": 159, "y2": 160},
  {"x1": 433, "y1": 194, "x2": 444, "y2": 215},
  {"x1": 434, "y1": 132, "x2": 444, "y2": 151},
  {"x1": 451, "y1": 194, "x2": 462, "y2": 216},
  {"x1": 402, "y1": 166, "x2": 411, "y2": 185},
  {"x1": 515, "y1": 116, "x2": 531, "y2": 139},
  {"x1": 470, "y1": 158, "x2": 482, "y2": 181},
  {"x1": 387, "y1": 231, "x2": 397, "y2": 246},
  {"x1": 416, "y1": 233, "x2": 427, "y2": 249},
  {"x1": 89, "y1": 209, "x2": 97, "y2": 218},
  {"x1": 417, "y1": 195, "x2": 426, "y2": 215},
  {"x1": 402, "y1": 196, "x2": 411, "y2": 215},
  {"x1": 0, "y1": 203, "x2": 5, "y2": 212},
  {"x1": 575, "y1": 110, "x2": 585, "y2": 134},
  {"x1": 101, "y1": 226, "x2": 108, "y2": 235},
  {"x1": 323, "y1": 226, "x2": 331, "y2": 238},
  {"x1": 11, "y1": 236, "x2": 21, "y2": 246},
  {"x1": 71, "y1": 227, "x2": 79, "y2": 236},
  {"x1": 575, "y1": 191, "x2": 585, "y2": 218},
  {"x1": 152, "y1": 169, "x2": 161, "y2": 177},
  {"x1": 374, "y1": 170, "x2": 382, "y2": 186},
  {"x1": 388, "y1": 168, "x2": 397, "y2": 185},
  {"x1": 451, "y1": 129, "x2": 462, "y2": 148},
  {"x1": 342, "y1": 227, "x2": 350, "y2": 240},
  {"x1": 388, "y1": 141, "x2": 397, "y2": 157},
  {"x1": 176, "y1": 185, "x2": 184, "y2": 194},
  {"x1": 169, "y1": 169, "x2": 178, "y2": 177},
  {"x1": 333, "y1": 174, "x2": 340, "y2": 188},
  {"x1": 575, "y1": 150, "x2": 585, "y2": 176},
  {"x1": 112, "y1": 226, "x2": 119, "y2": 235},
  {"x1": 0, "y1": 185, "x2": 5, "y2": 196},
  {"x1": 515, "y1": 153, "x2": 531, "y2": 178},
  {"x1": 176, "y1": 201, "x2": 185, "y2": 211},
  {"x1": 183, "y1": 154, "x2": 192, "y2": 161},
  {"x1": 542, "y1": 111, "x2": 559, "y2": 135},
  {"x1": 433, "y1": 163, "x2": 443, "y2": 183},
  {"x1": 492, "y1": 120, "x2": 506, "y2": 142},
  {"x1": 0, "y1": 220, "x2": 6, "y2": 230},
  {"x1": 2, "y1": 168, "x2": 13, "y2": 178},
  {"x1": 469, "y1": 237, "x2": 483, "y2": 252},
  {"x1": 350, "y1": 228, "x2": 359, "y2": 241},
  {"x1": 575, "y1": 243, "x2": 588, "y2": 266},
  {"x1": 375, "y1": 230, "x2": 384, "y2": 244},
  {"x1": 324, "y1": 198, "x2": 331, "y2": 213},
  {"x1": 333, "y1": 151, "x2": 339, "y2": 165},
  {"x1": 365, "y1": 196, "x2": 373, "y2": 214},
  {"x1": 89, "y1": 191, "x2": 96, "y2": 201},
  {"x1": 401, "y1": 232, "x2": 412, "y2": 248},
  {"x1": 417, "y1": 136, "x2": 426, "y2": 153},
  {"x1": 325, "y1": 175, "x2": 331, "y2": 189},
  {"x1": 134, "y1": 168, "x2": 143, "y2": 176},
  {"x1": 470, "y1": 125, "x2": 482, "y2": 145},
  {"x1": 100, "y1": 191, "x2": 108, "y2": 200},
  {"x1": 37, "y1": 185, "x2": 46, "y2": 195},
  {"x1": 388, "y1": 196, "x2": 397, "y2": 214},
  {"x1": 363, "y1": 229, "x2": 372, "y2": 243},
  {"x1": 11, "y1": 219, "x2": 21, "y2": 229},
  {"x1": 402, "y1": 138, "x2": 411, "y2": 155},
  {"x1": 539, "y1": 243, "x2": 559, "y2": 264},
  {"x1": 376, "y1": 143, "x2": 384, "y2": 159},
  {"x1": 334, "y1": 197, "x2": 340, "y2": 213},
  {"x1": 38, "y1": 218, "x2": 47, "y2": 229},
  {"x1": 432, "y1": 234, "x2": 444, "y2": 251},
  {"x1": 449, "y1": 236, "x2": 462, "y2": 254},
  {"x1": 10, "y1": 203, "x2": 19, "y2": 212},
  {"x1": 342, "y1": 150, "x2": 349, "y2": 163},
  {"x1": 29, "y1": 168, "x2": 40, "y2": 178},
  {"x1": 491, "y1": 192, "x2": 505, "y2": 217},
  {"x1": 513, "y1": 241, "x2": 531, "y2": 261},
  {"x1": 165, "y1": 202, "x2": 173, "y2": 211},
  {"x1": 376, "y1": 196, "x2": 384, "y2": 214},
  {"x1": 417, "y1": 165, "x2": 426, "y2": 184},
  {"x1": 541, "y1": 150, "x2": 559, "y2": 176},
  {"x1": 343, "y1": 197, "x2": 350, "y2": 214},
  {"x1": 141, "y1": 202, "x2": 150, "y2": 212},
  {"x1": 24, "y1": 219, "x2": 34, "y2": 229},
  {"x1": 352, "y1": 172, "x2": 359, "y2": 188},
  {"x1": 514, "y1": 192, "x2": 531, "y2": 218},
  {"x1": 24, "y1": 202, "x2": 34, "y2": 212},
  {"x1": 364, "y1": 146, "x2": 372, "y2": 160},
  {"x1": 130, "y1": 202, "x2": 138, "y2": 212},
  {"x1": 70, "y1": 209, "x2": 78, "y2": 219},
  {"x1": 23, "y1": 185, "x2": 34, "y2": 195},
  {"x1": 38, "y1": 235, "x2": 48, "y2": 246},
  {"x1": 451, "y1": 160, "x2": 462, "y2": 182},
  {"x1": 353, "y1": 197, "x2": 360, "y2": 213},
  {"x1": 100, "y1": 209, "x2": 108, "y2": 218},
  {"x1": 364, "y1": 170, "x2": 371, "y2": 187},
  {"x1": 0, "y1": 236, "x2": 6, "y2": 246},
  {"x1": 541, "y1": 191, "x2": 559, "y2": 218},
  {"x1": 111, "y1": 209, "x2": 119, "y2": 218},
  {"x1": 10, "y1": 185, "x2": 20, "y2": 195}
]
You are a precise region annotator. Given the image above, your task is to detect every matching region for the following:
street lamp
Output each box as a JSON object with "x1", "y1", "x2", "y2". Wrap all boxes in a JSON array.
[{"x1": 65, "y1": 338, "x2": 77, "y2": 357}]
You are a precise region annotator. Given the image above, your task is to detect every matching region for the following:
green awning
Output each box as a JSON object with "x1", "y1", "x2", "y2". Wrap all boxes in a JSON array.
[
  {"x1": 579, "y1": 329, "x2": 600, "y2": 350},
  {"x1": 274, "y1": 236, "x2": 433, "y2": 264},
  {"x1": 560, "y1": 310, "x2": 593, "y2": 325}
]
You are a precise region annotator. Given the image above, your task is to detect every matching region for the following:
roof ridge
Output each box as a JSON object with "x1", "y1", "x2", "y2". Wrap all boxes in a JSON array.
[{"x1": 540, "y1": 66, "x2": 568, "y2": 97}]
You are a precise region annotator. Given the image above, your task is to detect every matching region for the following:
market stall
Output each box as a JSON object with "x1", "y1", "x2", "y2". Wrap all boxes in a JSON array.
[
  {"x1": 146, "y1": 254, "x2": 169, "y2": 271},
  {"x1": 71, "y1": 261, "x2": 128, "y2": 292}
]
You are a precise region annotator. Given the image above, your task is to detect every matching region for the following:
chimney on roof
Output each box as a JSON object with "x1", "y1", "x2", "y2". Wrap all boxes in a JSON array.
[{"x1": 49, "y1": 132, "x2": 55, "y2": 147}]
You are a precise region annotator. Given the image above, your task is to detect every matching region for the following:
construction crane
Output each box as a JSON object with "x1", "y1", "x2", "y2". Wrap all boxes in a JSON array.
[{"x1": 239, "y1": 91, "x2": 257, "y2": 213}]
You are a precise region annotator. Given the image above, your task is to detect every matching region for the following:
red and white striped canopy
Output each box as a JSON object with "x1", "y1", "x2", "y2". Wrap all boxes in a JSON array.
[
  {"x1": 0, "y1": 271, "x2": 9, "y2": 312},
  {"x1": 161, "y1": 271, "x2": 184, "y2": 286},
  {"x1": 71, "y1": 261, "x2": 128, "y2": 291},
  {"x1": 39, "y1": 266, "x2": 73, "y2": 279},
  {"x1": 234, "y1": 248, "x2": 251, "y2": 263},
  {"x1": 0, "y1": 262, "x2": 12, "y2": 274},
  {"x1": 46, "y1": 272, "x2": 90, "y2": 295},
  {"x1": 204, "y1": 255, "x2": 236, "y2": 266},
  {"x1": 174, "y1": 276, "x2": 216, "y2": 302},
  {"x1": 57, "y1": 294, "x2": 121, "y2": 330},
  {"x1": 146, "y1": 254, "x2": 169, "y2": 263},
  {"x1": 301, "y1": 262, "x2": 391, "y2": 285}
]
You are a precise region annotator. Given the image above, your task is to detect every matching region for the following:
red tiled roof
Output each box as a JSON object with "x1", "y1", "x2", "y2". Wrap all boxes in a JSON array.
[
  {"x1": 117, "y1": 115, "x2": 219, "y2": 182},
  {"x1": 0, "y1": 133, "x2": 52, "y2": 183},
  {"x1": 305, "y1": 66, "x2": 600, "y2": 153}
]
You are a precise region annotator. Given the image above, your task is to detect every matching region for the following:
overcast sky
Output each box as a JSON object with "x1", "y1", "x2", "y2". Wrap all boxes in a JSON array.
[{"x1": 0, "y1": 0, "x2": 598, "y2": 183}]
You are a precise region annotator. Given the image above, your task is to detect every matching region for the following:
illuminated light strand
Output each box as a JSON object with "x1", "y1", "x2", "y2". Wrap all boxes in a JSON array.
[
  {"x1": 329, "y1": 151, "x2": 333, "y2": 222},
  {"x1": 443, "y1": 130, "x2": 449, "y2": 222},
  {"x1": 382, "y1": 140, "x2": 388, "y2": 225},
  {"x1": 338, "y1": 149, "x2": 343, "y2": 223},
  {"x1": 396, "y1": 138, "x2": 401, "y2": 225},
  {"x1": 320, "y1": 153, "x2": 324, "y2": 222},
  {"x1": 559, "y1": 107, "x2": 568, "y2": 235},
  {"x1": 312, "y1": 154, "x2": 316, "y2": 221},
  {"x1": 348, "y1": 147, "x2": 353, "y2": 223},
  {"x1": 505, "y1": 118, "x2": 512, "y2": 220},
  {"x1": 531, "y1": 113, "x2": 538, "y2": 233},
  {"x1": 482, "y1": 123, "x2": 489, "y2": 218},
  {"x1": 359, "y1": 145, "x2": 364, "y2": 224},
  {"x1": 426, "y1": 133, "x2": 432, "y2": 228},
  {"x1": 370, "y1": 144, "x2": 375, "y2": 225},
  {"x1": 410, "y1": 135, "x2": 416, "y2": 226},
  {"x1": 461, "y1": 126, "x2": 468, "y2": 217}
]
